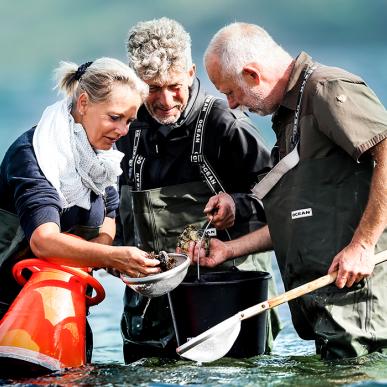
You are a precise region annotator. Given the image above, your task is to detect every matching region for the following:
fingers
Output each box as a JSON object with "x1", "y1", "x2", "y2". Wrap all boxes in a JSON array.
[
  {"x1": 187, "y1": 241, "x2": 195, "y2": 261},
  {"x1": 142, "y1": 256, "x2": 162, "y2": 267},
  {"x1": 333, "y1": 257, "x2": 347, "y2": 288},
  {"x1": 334, "y1": 263, "x2": 372, "y2": 288},
  {"x1": 135, "y1": 262, "x2": 160, "y2": 277},
  {"x1": 205, "y1": 193, "x2": 235, "y2": 229},
  {"x1": 327, "y1": 258, "x2": 339, "y2": 274},
  {"x1": 354, "y1": 273, "x2": 365, "y2": 284},
  {"x1": 345, "y1": 272, "x2": 357, "y2": 288},
  {"x1": 336, "y1": 272, "x2": 355, "y2": 288},
  {"x1": 190, "y1": 241, "x2": 208, "y2": 264},
  {"x1": 211, "y1": 207, "x2": 234, "y2": 229},
  {"x1": 189, "y1": 239, "x2": 230, "y2": 269},
  {"x1": 336, "y1": 271, "x2": 366, "y2": 288},
  {"x1": 204, "y1": 196, "x2": 219, "y2": 215},
  {"x1": 122, "y1": 249, "x2": 161, "y2": 277},
  {"x1": 328, "y1": 243, "x2": 376, "y2": 289}
]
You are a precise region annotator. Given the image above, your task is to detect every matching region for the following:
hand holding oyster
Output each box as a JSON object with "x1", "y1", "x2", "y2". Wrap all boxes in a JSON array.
[{"x1": 176, "y1": 224, "x2": 211, "y2": 255}]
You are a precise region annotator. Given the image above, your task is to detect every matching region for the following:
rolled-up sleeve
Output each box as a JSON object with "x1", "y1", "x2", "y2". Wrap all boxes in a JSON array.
[{"x1": 314, "y1": 79, "x2": 387, "y2": 160}]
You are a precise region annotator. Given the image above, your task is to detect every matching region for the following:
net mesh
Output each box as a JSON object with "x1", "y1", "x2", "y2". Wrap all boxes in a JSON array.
[
  {"x1": 178, "y1": 317, "x2": 241, "y2": 363},
  {"x1": 129, "y1": 272, "x2": 184, "y2": 297}
]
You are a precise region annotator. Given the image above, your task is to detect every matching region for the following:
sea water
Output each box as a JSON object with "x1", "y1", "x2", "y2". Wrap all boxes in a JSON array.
[{"x1": 2, "y1": 266, "x2": 387, "y2": 386}]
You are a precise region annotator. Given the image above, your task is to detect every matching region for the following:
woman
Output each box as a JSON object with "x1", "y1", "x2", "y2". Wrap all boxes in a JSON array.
[{"x1": 0, "y1": 58, "x2": 161, "y2": 325}]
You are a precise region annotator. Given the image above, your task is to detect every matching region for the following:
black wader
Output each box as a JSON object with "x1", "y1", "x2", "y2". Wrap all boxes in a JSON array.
[
  {"x1": 254, "y1": 64, "x2": 387, "y2": 359},
  {"x1": 264, "y1": 152, "x2": 387, "y2": 359}
]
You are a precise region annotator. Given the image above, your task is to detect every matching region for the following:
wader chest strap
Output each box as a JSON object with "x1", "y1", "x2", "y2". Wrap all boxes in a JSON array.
[
  {"x1": 128, "y1": 129, "x2": 145, "y2": 191},
  {"x1": 290, "y1": 64, "x2": 318, "y2": 150},
  {"x1": 252, "y1": 64, "x2": 317, "y2": 200},
  {"x1": 252, "y1": 145, "x2": 300, "y2": 199},
  {"x1": 191, "y1": 96, "x2": 226, "y2": 195}
]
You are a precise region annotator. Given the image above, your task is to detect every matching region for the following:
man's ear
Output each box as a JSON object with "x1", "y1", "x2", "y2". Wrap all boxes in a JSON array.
[
  {"x1": 242, "y1": 65, "x2": 261, "y2": 85},
  {"x1": 188, "y1": 64, "x2": 196, "y2": 86}
]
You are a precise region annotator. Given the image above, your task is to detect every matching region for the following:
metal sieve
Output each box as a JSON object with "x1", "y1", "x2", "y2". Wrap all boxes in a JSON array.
[{"x1": 120, "y1": 253, "x2": 190, "y2": 298}]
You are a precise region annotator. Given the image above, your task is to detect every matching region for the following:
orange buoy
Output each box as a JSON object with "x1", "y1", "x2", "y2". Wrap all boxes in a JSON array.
[{"x1": 0, "y1": 259, "x2": 105, "y2": 375}]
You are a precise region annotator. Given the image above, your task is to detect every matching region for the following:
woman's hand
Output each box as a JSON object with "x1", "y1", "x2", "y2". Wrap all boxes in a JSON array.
[
  {"x1": 112, "y1": 246, "x2": 161, "y2": 277},
  {"x1": 30, "y1": 222, "x2": 160, "y2": 277}
]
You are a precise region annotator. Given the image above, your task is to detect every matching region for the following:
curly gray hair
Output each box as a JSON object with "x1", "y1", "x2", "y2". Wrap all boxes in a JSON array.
[{"x1": 127, "y1": 17, "x2": 192, "y2": 81}]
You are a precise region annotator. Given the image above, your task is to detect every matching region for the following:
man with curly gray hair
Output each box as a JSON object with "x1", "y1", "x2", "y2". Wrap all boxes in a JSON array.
[
  {"x1": 126, "y1": 17, "x2": 194, "y2": 125},
  {"x1": 116, "y1": 17, "x2": 280, "y2": 363}
]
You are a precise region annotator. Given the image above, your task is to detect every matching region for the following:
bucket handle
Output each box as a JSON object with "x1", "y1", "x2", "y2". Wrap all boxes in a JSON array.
[{"x1": 12, "y1": 259, "x2": 105, "y2": 306}]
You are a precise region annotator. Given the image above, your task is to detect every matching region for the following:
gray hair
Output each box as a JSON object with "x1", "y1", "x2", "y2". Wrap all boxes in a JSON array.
[
  {"x1": 54, "y1": 57, "x2": 148, "y2": 104},
  {"x1": 204, "y1": 23, "x2": 290, "y2": 77},
  {"x1": 127, "y1": 17, "x2": 192, "y2": 81}
]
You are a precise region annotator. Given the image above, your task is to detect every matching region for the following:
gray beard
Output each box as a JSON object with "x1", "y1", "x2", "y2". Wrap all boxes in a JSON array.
[{"x1": 152, "y1": 114, "x2": 181, "y2": 125}]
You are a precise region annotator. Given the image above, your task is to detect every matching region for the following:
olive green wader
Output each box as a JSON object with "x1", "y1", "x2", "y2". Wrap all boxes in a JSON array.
[
  {"x1": 121, "y1": 97, "x2": 280, "y2": 363},
  {"x1": 0, "y1": 208, "x2": 100, "y2": 362},
  {"x1": 253, "y1": 65, "x2": 387, "y2": 359}
]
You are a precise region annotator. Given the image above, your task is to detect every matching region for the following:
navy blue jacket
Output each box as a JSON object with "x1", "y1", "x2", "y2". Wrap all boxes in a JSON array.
[{"x1": 0, "y1": 127, "x2": 119, "y2": 241}]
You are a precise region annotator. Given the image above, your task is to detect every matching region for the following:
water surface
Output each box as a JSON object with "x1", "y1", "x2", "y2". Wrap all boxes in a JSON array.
[{"x1": 2, "y1": 271, "x2": 387, "y2": 386}]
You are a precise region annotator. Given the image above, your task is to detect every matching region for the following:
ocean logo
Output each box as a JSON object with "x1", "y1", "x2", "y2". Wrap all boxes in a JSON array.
[
  {"x1": 291, "y1": 208, "x2": 313, "y2": 219},
  {"x1": 205, "y1": 228, "x2": 217, "y2": 237}
]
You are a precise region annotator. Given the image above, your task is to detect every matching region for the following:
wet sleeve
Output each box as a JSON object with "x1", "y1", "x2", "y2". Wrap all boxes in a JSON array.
[
  {"x1": 104, "y1": 185, "x2": 119, "y2": 218},
  {"x1": 5, "y1": 141, "x2": 62, "y2": 240},
  {"x1": 314, "y1": 79, "x2": 387, "y2": 160}
]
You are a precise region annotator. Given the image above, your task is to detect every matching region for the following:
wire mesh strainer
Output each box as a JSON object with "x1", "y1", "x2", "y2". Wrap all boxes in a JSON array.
[{"x1": 120, "y1": 253, "x2": 190, "y2": 298}]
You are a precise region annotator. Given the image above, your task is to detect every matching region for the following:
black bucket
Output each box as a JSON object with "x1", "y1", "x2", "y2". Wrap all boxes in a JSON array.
[{"x1": 169, "y1": 269, "x2": 271, "y2": 358}]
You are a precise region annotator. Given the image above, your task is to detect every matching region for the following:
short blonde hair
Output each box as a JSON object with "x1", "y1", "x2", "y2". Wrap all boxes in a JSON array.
[{"x1": 54, "y1": 57, "x2": 149, "y2": 103}]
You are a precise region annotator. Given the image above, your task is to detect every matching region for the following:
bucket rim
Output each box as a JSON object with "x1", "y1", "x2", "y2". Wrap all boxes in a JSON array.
[{"x1": 180, "y1": 269, "x2": 272, "y2": 286}]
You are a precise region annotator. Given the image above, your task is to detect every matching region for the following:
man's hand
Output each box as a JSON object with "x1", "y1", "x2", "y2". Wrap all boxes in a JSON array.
[
  {"x1": 328, "y1": 242, "x2": 375, "y2": 288},
  {"x1": 188, "y1": 239, "x2": 234, "y2": 268},
  {"x1": 328, "y1": 139, "x2": 387, "y2": 289},
  {"x1": 204, "y1": 192, "x2": 235, "y2": 229}
]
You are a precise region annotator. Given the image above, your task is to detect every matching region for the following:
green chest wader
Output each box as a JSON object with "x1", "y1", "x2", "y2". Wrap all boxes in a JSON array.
[
  {"x1": 121, "y1": 180, "x2": 214, "y2": 361},
  {"x1": 121, "y1": 97, "x2": 279, "y2": 361},
  {"x1": 0, "y1": 209, "x2": 100, "y2": 362},
  {"x1": 253, "y1": 66, "x2": 387, "y2": 359}
]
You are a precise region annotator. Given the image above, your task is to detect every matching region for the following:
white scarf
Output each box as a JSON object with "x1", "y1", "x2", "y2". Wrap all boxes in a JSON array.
[{"x1": 33, "y1": 98, "x2": 124, "y2": 210}]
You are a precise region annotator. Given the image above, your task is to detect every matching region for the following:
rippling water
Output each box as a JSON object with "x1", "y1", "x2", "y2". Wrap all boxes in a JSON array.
[{"x1": 2, "y1": 270, "x2": 387, "y2": 386}]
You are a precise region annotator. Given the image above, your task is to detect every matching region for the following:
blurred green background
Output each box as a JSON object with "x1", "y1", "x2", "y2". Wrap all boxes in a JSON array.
[{"x1": 1, "y1": 0, "x2": 386, "y2": 157}]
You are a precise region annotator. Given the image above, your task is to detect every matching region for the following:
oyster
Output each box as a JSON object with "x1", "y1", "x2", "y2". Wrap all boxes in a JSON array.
[
  {"x1": 147, "y1": 251, "x2": 176, "y2": 272},
  {"x1": 176, "y1": 224, "x2": 210, "y2": 255}
]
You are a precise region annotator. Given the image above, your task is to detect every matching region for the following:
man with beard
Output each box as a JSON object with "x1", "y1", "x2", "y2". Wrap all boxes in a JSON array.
[
  {"x1": 116, "y1": 17, "x2": 280, "y2": 362},
  {"x1": 195, "y1": 22, "x2": 387, "y2": 359}
]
